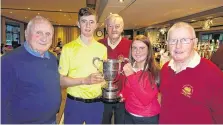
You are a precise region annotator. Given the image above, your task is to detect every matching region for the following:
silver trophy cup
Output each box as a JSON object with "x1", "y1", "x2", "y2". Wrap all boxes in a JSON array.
[{"x1": 93, "y1": 57, "x2": 127, "y2": 103}]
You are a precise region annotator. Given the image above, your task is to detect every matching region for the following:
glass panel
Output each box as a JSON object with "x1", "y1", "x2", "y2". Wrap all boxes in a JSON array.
[
  {"x1": 6, "y1": 24, "x2": 20, "y2": 45},
  {"x1": 6, "y1": 33, "x2": 12, "y2": 45}
]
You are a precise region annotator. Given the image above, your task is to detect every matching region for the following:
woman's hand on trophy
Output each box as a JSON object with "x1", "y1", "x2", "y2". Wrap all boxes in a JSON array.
[
  {"x1": 84, "y1": 72, "x2": 105, "y2": 85},
  {"x1": 123, "y1": 63, "x2": 135, "y2": 76},
  {"x1": 119, "y1": 93, "x2": 125, "y2": 102}
]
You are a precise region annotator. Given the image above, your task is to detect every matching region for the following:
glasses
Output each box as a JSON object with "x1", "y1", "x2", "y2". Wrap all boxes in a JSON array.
[
  {"x1": 167, "y1": 38, "x2": 195, "y2": 45},
  {"x1": 132, "y1": 47, "x2": 146, "y2": 53}
]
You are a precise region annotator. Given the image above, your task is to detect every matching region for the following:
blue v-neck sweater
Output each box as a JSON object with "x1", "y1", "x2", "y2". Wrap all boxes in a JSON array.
[{"x1": 1, "y1": 46, "x2": 61, "y2": 124}]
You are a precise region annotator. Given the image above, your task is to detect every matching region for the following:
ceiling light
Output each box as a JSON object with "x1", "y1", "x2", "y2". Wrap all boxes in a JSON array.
[
  {"x1": 59, "y1": 9, "x2": 62, "y2": 11},
  {"x1": 118, "y1": 0, "x2": 124, "y2": 3},
  {"x1": 10, "y1": 12, "x2": 12, "y2": 13},
  {"x1": 191, "y1": 19, "x2": 196, "y2": 22},
  {"x1": 25, "y1": 17, "x2": 27, "y2": 19},
  {"x1": 38, "y1": 13, "x2": 40, "y2": 15},
  {"x1": 28, "y1": 8, "x2": 30, "y2": 9}
]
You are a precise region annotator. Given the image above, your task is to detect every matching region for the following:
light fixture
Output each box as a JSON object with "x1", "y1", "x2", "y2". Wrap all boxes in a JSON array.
[
  {"x1": 159, "y1": 28, "x2": 167, "y2": 35},
  {"x1": 10, "y1": 12, "x2": 12, "y2": 13},
  {"x1": 118, "y1": 0, "x2": 124, "y2": 3},
  {"x1": 202, "y1": 19, "x2": 213, "y2": 30},
  {"x1": 59, "y1": 9, "x2": 62, "y2": 11},
  {"x1": 28, "y1": 8, "x2": 30, "y2": 10},
  {"x1": 38, "y1": 13, "x2": 40, "y2": 15},
  {"x1": 25, "y1": 17, "x2": 27, "y2": 19}
]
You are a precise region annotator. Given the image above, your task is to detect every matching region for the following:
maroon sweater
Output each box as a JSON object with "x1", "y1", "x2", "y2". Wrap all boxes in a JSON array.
[
  {"x1": 99, "y1": 37, "x2": 132, "y2": 90},
  {"x1": 159, "y1": 58, "x2": 223, "y2": 124}
]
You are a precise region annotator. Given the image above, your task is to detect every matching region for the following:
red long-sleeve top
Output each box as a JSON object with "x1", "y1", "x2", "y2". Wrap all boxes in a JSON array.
[{"x1": 121, "y1": 70, "x2": 160, "y2": 117}]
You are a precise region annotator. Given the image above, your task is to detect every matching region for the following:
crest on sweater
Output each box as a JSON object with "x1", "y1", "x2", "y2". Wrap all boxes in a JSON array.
[
  {"x1": 118, "y1": 54, "x2": 124, "y2": 62},
  {"x1": 181, "y1": 84, "x2": 193, "y2": 98}
]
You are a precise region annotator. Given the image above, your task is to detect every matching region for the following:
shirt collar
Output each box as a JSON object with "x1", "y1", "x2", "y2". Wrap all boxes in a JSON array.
[
  {"x1": 168, "y1": 51, "x2": 201, "y2": 73},
  {"x1": 77, "y1": 36, "x2": 96, "y2": 46},
  {"x1": 107, "y1": 37, "x2": 122, "y2": 49},
  {"x1": 132, "y1": 61, "x2": 148, "y2": 72},
  {"x1": 24, "y1": 41, "x2": 50, "y2": 59}
]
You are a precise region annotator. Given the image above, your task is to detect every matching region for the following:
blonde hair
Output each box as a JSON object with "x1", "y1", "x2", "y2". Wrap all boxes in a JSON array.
[
  {"x1": 105, "y1": 14, "x2": 124, "y2": 26},
  {"x1": 167, "y1": 22, "x2": 196, "y2": 40}
]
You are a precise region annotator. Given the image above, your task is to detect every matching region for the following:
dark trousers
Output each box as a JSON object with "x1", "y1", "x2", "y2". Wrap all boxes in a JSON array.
[
  {"x1": 64, "y1": 98, "x2": 103, "y2": 124},
  {"x1": 124, "y1": 111, "x2": 159, "y2": 124},
  {"x1": 102, "y1": 102, "x2": 125, "y2": 124}
]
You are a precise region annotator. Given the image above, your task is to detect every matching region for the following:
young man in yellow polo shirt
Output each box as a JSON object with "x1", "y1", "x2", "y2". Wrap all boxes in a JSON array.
[{"x1": 59, "y1": 7, "x2": 107, "y2": 124}]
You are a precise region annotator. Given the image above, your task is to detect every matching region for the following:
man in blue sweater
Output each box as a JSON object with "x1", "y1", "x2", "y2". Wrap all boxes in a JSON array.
[{"x1": 1, "y1": 16, "x2": 61, "y2": 124}]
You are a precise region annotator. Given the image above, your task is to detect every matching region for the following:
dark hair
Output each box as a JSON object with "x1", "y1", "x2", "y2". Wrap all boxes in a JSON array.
[
  {"x1": 78, "y1": 7, "x2": 97, "y2": 21},
  {"x1": 129, "y1": 35, "x2": 160, "y2": 86}
]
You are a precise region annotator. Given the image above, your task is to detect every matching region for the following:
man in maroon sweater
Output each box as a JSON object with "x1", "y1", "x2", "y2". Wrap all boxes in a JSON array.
[
  {"x1": 159, "y1": 22, "x2": 223, "y2": 124},
  {"x1": 99, "y1": 14, "x2": 132, "y2": 124}
]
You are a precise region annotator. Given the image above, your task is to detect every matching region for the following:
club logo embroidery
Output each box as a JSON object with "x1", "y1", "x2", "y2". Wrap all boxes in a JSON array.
[
  {"x1": 118, "y1": 54, "x2": 124, "y2": 62},
  {"x1": 181, "y1": 84, "x2": 193, "y2": 98}
]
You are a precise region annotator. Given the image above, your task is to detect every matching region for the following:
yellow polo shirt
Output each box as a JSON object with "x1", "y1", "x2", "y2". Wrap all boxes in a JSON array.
[{"x1": 59, "y1": 36, "x2": 107, "y2": 99}]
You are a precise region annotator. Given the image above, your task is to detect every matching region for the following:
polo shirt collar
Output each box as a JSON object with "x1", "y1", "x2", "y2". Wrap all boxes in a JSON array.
[
  {"x1": 107, "y1": 37, "x2": 122, "y2": 49},
  {"x1": 77, "y1": 36, "x2": 97, "y2": 47},
  {"x1": 132, "y1": 61, "x2": 148, "y2": 72},
  {"x1": 168, "y1": 51, "x2": 201, "y2": 73},
  {"x1": 24, "y1": 41, "x2": 50, "y2": 59}
]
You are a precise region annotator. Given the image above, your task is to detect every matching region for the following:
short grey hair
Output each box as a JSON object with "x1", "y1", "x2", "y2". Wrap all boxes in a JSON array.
[
  {"x1": 105, "y1": 14, "x2": 124, "y2": 26},
  {"x1": 167, "y1": 22, "x2": 196, "y2": 40},
  {"x1": 26, "y1": 16, "x2": 54, "y2": 34}
]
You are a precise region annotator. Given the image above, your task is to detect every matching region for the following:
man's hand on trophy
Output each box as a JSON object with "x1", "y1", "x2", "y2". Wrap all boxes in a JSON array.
[
  {"x1": 84, "y1": 72, "x2": 105, "y2": 84},
  {"x1": 123, "y1": 63, "x2": 135, "y2": 76}
]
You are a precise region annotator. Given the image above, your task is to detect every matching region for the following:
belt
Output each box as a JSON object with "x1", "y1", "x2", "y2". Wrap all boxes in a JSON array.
[{"x1": 67, "y1": 94, "x2": 101, "y2": 103}]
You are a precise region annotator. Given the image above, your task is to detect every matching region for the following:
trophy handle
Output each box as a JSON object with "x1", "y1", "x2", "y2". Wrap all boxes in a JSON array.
[
  {"x1": 118, "y1": 58, "x2": 129, "y2": 74},
  {"x1": 93, "y1": 57, "x2": 103, "y2": 74},
  {"x1": 111, "y1": 58, "x2": 129, "y2": 83}
]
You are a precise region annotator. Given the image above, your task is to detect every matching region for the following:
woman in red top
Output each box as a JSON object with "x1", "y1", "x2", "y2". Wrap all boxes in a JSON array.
[{"x1": 121, "y1": 35, "x2": 160, "y2": 124}]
